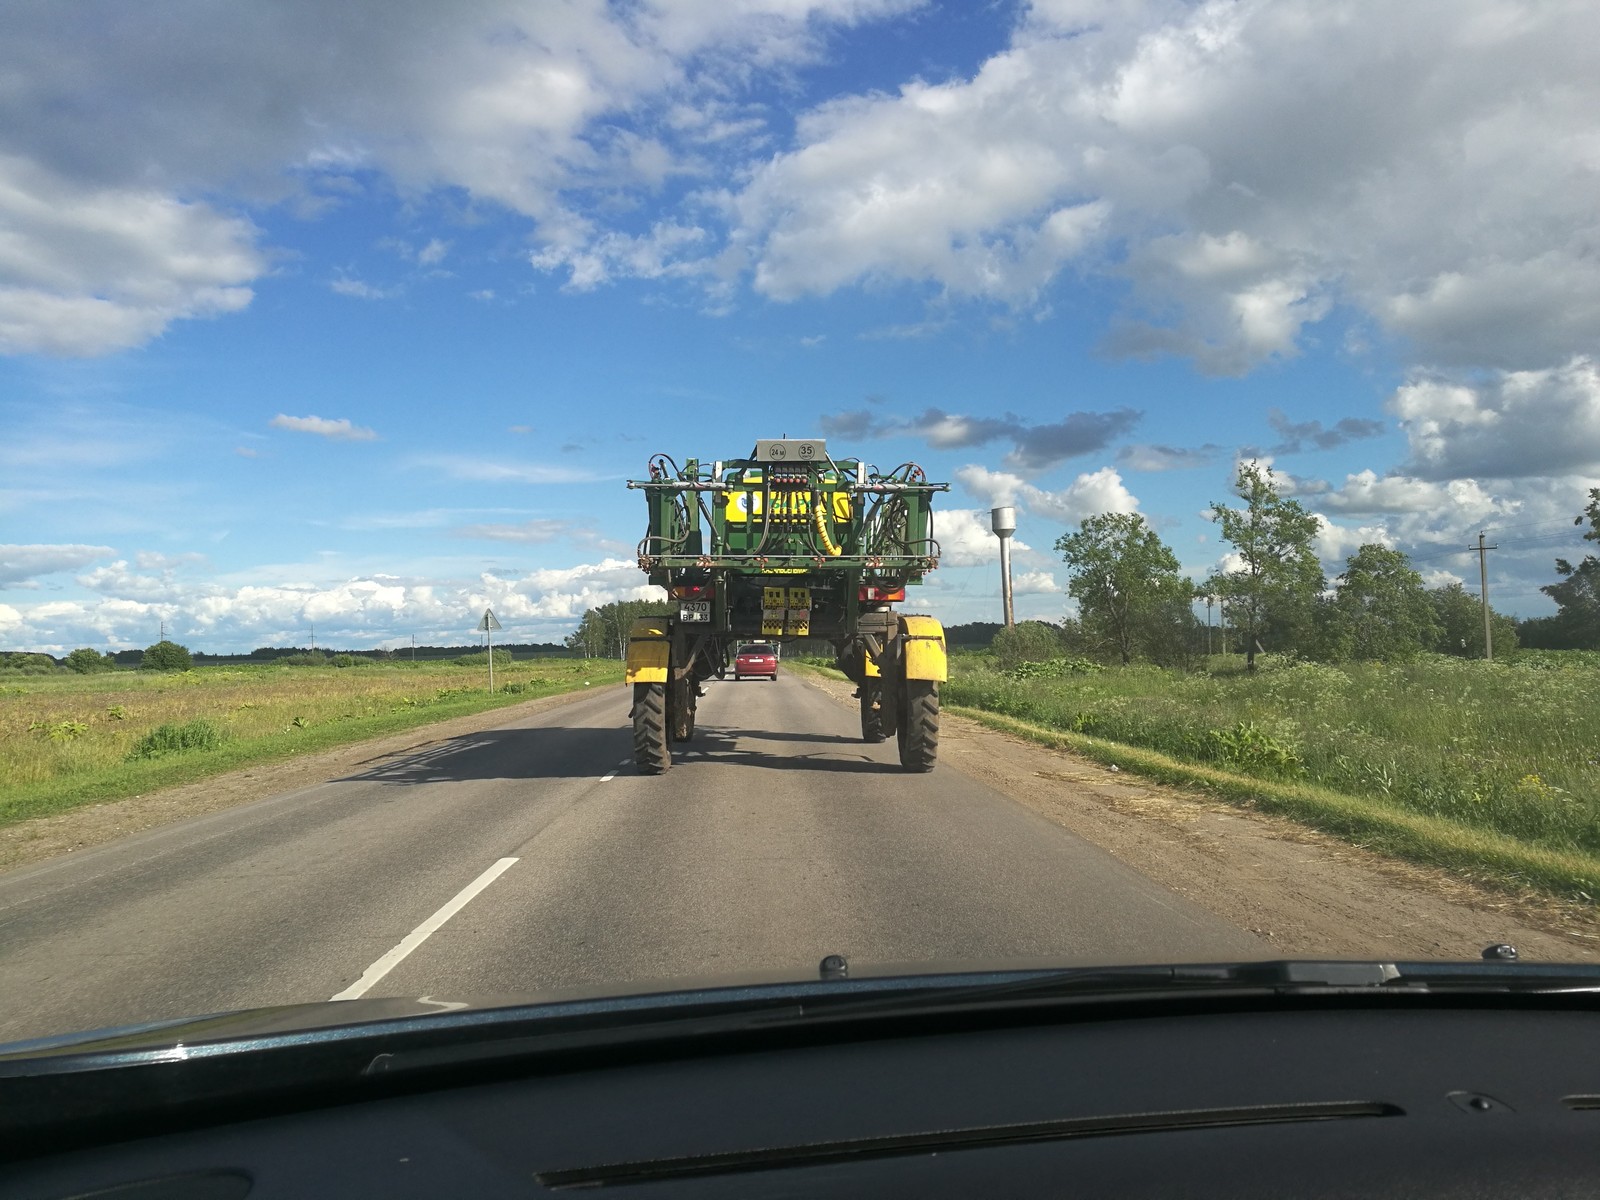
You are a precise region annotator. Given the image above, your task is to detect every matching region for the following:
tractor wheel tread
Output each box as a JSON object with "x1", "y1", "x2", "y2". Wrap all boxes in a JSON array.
[
  {"x1": 632, "y1": 683, "x2": 671, "y2": 774},
  {"x1": 897, "y1": 680, "x2": 939, "y2": 772},
  {"x1": 860, "y1": 685, "x2": 886, "y2": 743}
]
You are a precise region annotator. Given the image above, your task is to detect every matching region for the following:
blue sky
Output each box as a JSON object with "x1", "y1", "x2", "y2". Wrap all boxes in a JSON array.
[{"x1": 4, "y1": 0, "x2": 1599, "y2": 653}]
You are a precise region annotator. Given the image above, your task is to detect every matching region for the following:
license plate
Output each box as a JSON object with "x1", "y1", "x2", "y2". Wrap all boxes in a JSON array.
[{"x1": 679, "y1": 601, "x2": 711, "y2": 622}]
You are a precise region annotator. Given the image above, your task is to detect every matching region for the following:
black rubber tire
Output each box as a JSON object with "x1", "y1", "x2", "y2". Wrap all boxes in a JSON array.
[
  {"x1": 860, "y1": 683, "x2": 886, "y2": 743},
  {"x1": 671, "y1": 681, "x2": 695, "y2": 743},
  {"x1": 632, "y1": 683, "x2": 671, "y2": 774},
  {"x1": 896, "y1": 679, "x2": 939, "y2": 772}
]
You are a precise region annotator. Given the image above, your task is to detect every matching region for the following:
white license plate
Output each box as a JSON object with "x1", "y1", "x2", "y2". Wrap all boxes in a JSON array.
[{"x1": 679, "y1": 601, "x2": 711, "y2": 622}]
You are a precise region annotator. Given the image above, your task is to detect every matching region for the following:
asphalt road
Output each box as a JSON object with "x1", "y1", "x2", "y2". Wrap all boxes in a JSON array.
[{"x1": 0, "y1": 674, "x2": 1263, "y2": 1045}]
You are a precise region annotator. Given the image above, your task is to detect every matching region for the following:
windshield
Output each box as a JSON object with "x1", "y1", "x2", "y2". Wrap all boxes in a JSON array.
[{"x1": 3, "y1": 0, "x2": 1599, "y2": 1052}]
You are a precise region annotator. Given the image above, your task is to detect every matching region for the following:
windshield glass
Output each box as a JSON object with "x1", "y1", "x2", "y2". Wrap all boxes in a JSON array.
[{"x1": 3, "y1": 0, "x2": 1599, "y2": 1050}]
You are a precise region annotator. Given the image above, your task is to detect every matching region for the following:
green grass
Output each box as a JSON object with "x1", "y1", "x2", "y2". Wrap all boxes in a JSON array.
[
  {"x1": 948, "y1": 706, "x2": 1600, "y2": 902},
  {"x1": 937, "y1": 652, "x2": 1600, "y2": 896},
  {"x1": 0, "y1": 658, "x2": 623, "y2": 826}
]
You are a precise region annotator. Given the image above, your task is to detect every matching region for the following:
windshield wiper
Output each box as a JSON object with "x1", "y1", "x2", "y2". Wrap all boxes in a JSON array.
[{"x1": 787, "y1": 957, "x2": 1600, "y2": 1023}]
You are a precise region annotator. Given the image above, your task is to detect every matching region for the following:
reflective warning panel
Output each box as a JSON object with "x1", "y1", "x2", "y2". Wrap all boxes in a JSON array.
[{"x1": 752, "y1": 439, "x2": 825, "y2": 463}]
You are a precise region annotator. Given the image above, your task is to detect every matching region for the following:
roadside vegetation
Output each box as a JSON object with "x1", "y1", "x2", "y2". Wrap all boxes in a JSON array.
[
  {"x1": 921, "y1": 477, "x2": 1600, "y2": 899},
  {"x1": 0, "y1": 656, "x2": 621, "y2": 826}
]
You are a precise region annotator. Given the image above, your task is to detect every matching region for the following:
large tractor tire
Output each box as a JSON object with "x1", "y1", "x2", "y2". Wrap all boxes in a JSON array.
[
  {"x1": 859, "y1": 682, "x2": 887, "y2": 743},
  {"x1": 632, "y1": 683, "x2": 671, "y2": 774},
  {"x1": 670, "y1": 679, "x2": 696, "y2": 743},
  {"x1": 896, "y1": 679, "x2": 939, "y2": 772}
]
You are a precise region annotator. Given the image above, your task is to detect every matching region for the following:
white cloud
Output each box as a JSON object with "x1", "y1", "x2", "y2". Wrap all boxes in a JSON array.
[
  {"x1": 270, "y1": 413, "x2": 379, "y2": 441},
  {"x1": 955, "y1": 463, "x2": 1139, "y2": 525},
  {"x1": 2, "y1": 1, "x2": 919, "y2": 356},
  {"x1": 5, "y1": 556, "x2": 663, "y2": 652},
  {"x1": 329, "y1": 277, "x2": 399, "y2": 300},
  {"x1": 934, "y1": 508, "x2": 1029, "y2": 568},
  {"x1": 0, "y1": 155, "x2": 261, "y2": 356},
  {"x1": 1012, "y1": 569, "x2": 1060, "y2": 595},
  {"x1": 0, "y1": 543, "x2": 116, "y2": 588},
  {"x1": 718, "y1": 1, "x2": 1600, "y2": 377},
  {"x1": 1393, "y1": 357, "x2": 1600, "y2": 480}
]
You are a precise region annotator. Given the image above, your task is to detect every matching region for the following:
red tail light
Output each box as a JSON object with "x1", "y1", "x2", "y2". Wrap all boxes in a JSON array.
[
  {"x1": 859, "y1": 585, "x2": 905, "y2": 602},
  {"x1": 670, "y1": 584, "x2": 715, "y2": 599}
]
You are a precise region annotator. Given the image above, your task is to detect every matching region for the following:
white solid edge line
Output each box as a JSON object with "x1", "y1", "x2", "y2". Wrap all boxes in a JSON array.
[{"x1": 331, "y1": 857, "x2": 519, "y2": 1001}]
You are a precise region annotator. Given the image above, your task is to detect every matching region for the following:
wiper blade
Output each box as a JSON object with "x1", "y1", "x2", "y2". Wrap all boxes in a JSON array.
[{"x1": 792, "y1": 959, "x2": 1600, "y2": 1022}]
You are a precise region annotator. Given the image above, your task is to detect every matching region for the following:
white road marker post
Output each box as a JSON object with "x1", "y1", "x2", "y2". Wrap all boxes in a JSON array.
[{"x1": 477, "y1": 607, "x2": 503, "y2": 692}]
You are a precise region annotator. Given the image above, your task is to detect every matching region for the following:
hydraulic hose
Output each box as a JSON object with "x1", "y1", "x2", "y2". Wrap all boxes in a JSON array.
[{"x1": 813, "y1": 499, "x2": 842, "y2": 556}]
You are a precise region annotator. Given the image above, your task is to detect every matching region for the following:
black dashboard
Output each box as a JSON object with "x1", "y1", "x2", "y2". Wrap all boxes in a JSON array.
[{"x1": 5, "y1": 998, "x2": 1600, "y2": 1198}]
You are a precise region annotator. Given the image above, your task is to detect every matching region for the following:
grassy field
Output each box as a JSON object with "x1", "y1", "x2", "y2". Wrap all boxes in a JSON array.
[
  {"x1": 939, "y1": 651, "x2": 1600, "y2": 895},
  {"x1": 0, "y1": 657, "x2": 623, "y2": 826}
]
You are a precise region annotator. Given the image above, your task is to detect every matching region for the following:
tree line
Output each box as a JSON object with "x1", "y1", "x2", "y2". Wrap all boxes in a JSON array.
[{"x1": 1041, "y1": 463, "x2": 1597, "y2": 670}]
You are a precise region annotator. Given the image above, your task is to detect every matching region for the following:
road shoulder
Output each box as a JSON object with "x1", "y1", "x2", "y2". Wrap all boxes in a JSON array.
[
  {"x1": 796, "y1": 669, "x2": 1600, "y2": 963},
  {"x1": 0, "y1": 686, "x2": 613, "y2": 875}
]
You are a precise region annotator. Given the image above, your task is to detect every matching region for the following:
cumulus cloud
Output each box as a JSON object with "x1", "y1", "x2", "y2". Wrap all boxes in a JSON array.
[
  {"x1": 821, "y1": 405, "x2": 1140, "y2": 471},
  {"x1": 955, "y1": 463, "x2": 1139, "y2": 525},
  {"x1": 5, "y1": 556, "x2": 662, "y2": 651},
  {"x1": 719, "y1": 0, "x2": 1600, "y2": 376},
  {"x1": 934, "y1": 508, "x2": 1028, "y2": 568},
  {"x1": 0, "y1": 543, "x2": 116, "y2": 588},
  {"x1": 1, "y1": 0, "x2": 916, "y2": 356},
  {"x1": 0, "y1": 155, "x2": 261, "y2": 356},
  {"x1": 270, "y1": 414, "x2": 378, "y2": 441},
  {"x1": 1394, "y1": 357, "x2": 1600, "y2": 480}
]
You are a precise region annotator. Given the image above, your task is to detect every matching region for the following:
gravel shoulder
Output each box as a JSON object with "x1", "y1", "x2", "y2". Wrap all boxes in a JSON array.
[
  {"x1": 0, "y1": 687, "x2": 607, "y2": 874},
  {"x1": 798, "y1": 670, "x2": 1600, "y2": 964}
]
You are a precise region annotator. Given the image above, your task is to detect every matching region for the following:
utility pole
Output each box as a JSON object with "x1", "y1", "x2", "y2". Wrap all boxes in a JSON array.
[
  {"x1": 309, "y1": 621, "x2": 315, "y2": 652},
  {"x1": 411, "y1": 634, "x2": 416, "y2": 663},
  {"x1": 1205, "y1": 595, "x2": 1214, "y2": 657},
  {"x1": 1472, "y1": 531, "x2": 1498, "y2": 661}
]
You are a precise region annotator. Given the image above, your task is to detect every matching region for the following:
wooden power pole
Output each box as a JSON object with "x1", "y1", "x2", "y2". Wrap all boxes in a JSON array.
[{"x1": 1472, "y1": 531, "x2": 1498, "y2": 661}]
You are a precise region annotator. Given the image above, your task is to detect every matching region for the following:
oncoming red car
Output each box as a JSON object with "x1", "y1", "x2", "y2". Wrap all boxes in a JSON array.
[{"x1": 733, "y1": 643, "x2": 778, "y2": 681}]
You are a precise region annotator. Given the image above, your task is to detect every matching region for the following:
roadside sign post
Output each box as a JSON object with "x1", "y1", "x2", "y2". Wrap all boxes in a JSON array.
[{"x1": 476, "y1": 608, "x2": 503, "y2": 692}]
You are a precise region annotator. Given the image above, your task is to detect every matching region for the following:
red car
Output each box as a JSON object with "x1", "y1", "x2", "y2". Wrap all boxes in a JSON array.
[{"x1": 733, "y1": 642, "x2": 778, "y2": 681}]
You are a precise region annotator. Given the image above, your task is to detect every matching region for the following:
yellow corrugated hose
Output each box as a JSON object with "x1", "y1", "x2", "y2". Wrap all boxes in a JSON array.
[{"x1": 813, "y1": 502, "x2": 842, "y2": 556}]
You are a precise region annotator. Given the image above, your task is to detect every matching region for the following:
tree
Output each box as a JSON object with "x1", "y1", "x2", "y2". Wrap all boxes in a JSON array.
[
  {"x1": 1055, "y1": 512, "x2": 1192, "y2": 665},
  {"x1": 1428, "y1": 583, "x2": 1518, "y2": 658},
  {"x1": 1208, "y1": 463, "x2": 1324, "y2": 670},
  {"x1": 566, "y1": 599, "x2": 670, "y2": 659},
  {"x1": 141, "y1": 640, "x2": 194, "y2": 671},
  {"x1": 991, "y1": 621, "x2": 1066, "y2": 670},
  {"x1": 1323, "y1": 545, "x2": 1441, "y2": 661},
  {"x1": 65, "y1": 647, "x2": 115, "y2": 673},
  {"x1": 1539, "y1": 488, "x2": 1600, "y2": 650}
]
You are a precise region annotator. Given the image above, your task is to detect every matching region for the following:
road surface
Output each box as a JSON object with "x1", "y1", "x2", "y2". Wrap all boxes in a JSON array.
[{"x1": 0, "y1": 674, "x2": 1263, "y2": 1045}]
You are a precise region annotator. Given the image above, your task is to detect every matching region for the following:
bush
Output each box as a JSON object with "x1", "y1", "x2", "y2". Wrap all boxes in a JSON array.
[
  {"x1": 991, "y1": 622, "x2": 1067, "y2": 671},
  {"x1": 0, "y1": 652, "x2": 59, "y2": 675},
  {"x1": 1012, "y1": 656, "x2": 1102, "y2": 680},
  {"x1": 140, "y1": 640, "x2": 194, "y2": 671},
  {"x1": 330, "y1": 654, "x2": 375, "y2": 668},
  {"x1": 454, "y1": 648, "x2": 513, "y2": 666},
  {"x1": 279, "y1": 652, "x2": 330, "y2": 666},
  {"x1": 127, "y1": 719, "x2": 224, "y2": 760},
  {"x1": 65, "y1": 647, "x2": 115, "y2": 674}
]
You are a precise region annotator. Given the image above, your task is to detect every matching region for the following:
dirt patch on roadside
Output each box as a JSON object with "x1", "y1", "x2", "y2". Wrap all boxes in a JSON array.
[
  {"x1": 800, "y1": 671, "x2": 1600, "y2": 963},
  {"x1": 0, "y1": 687, "x2": 604, "y2": 875}
]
